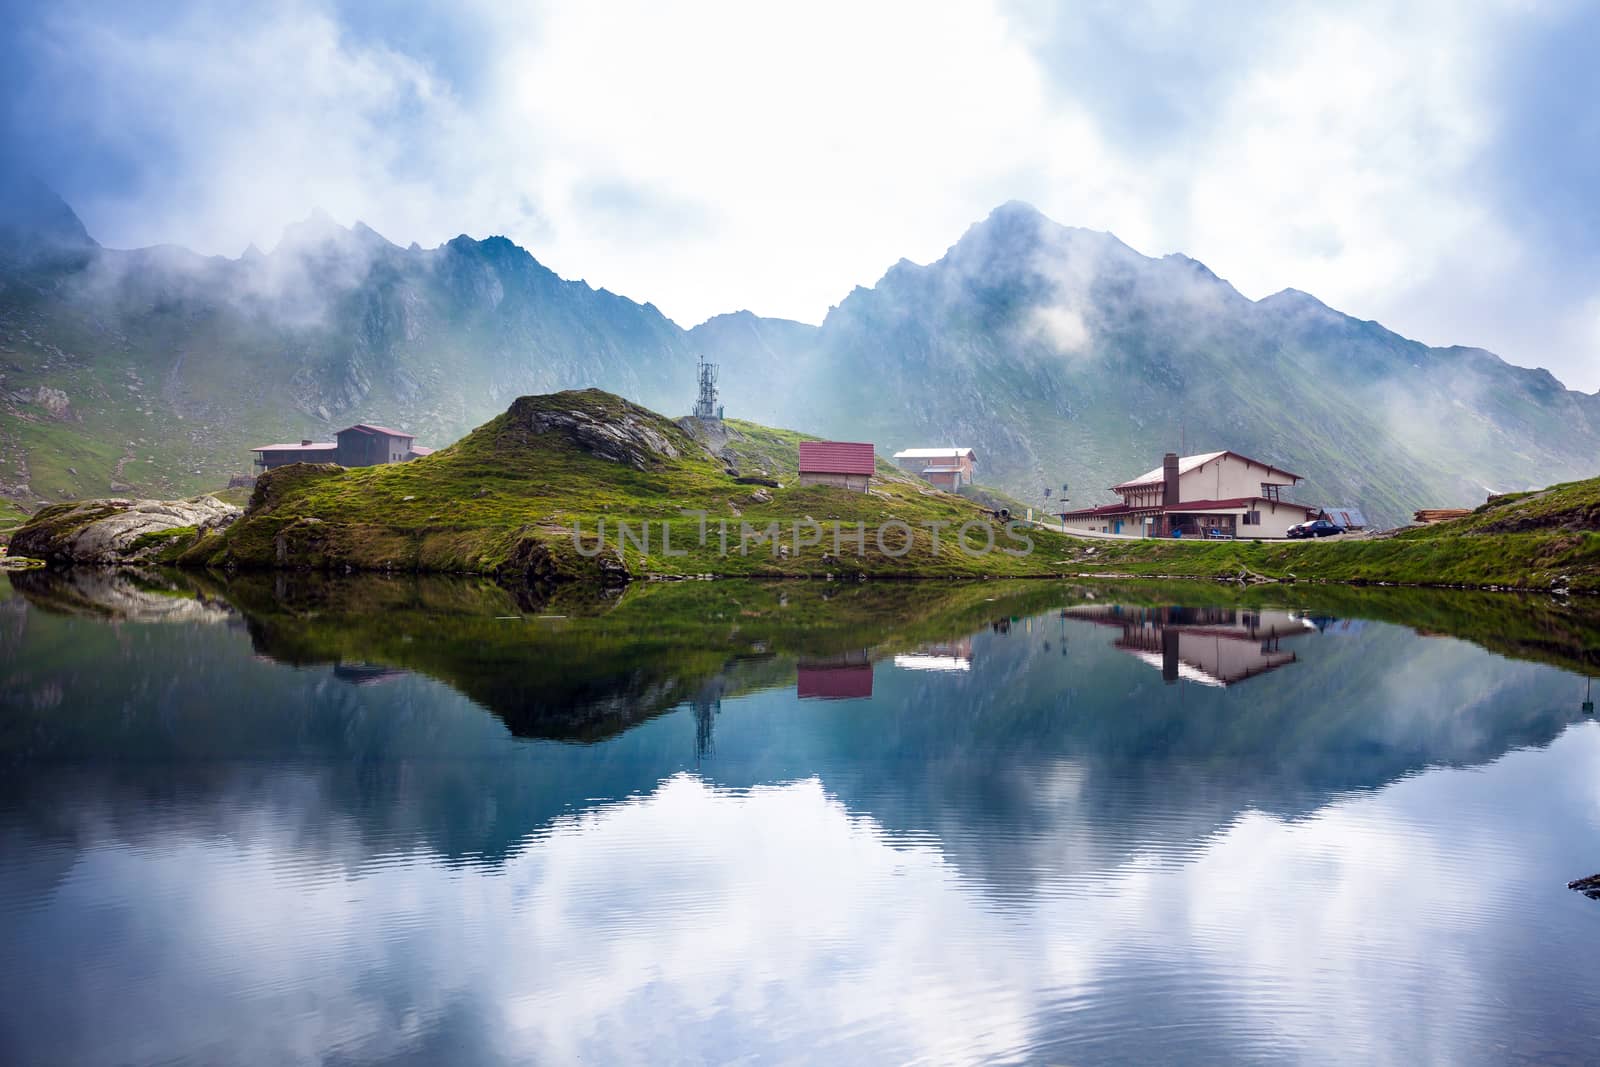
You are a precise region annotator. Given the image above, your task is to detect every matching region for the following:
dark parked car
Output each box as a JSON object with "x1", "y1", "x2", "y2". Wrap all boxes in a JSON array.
[{"x1": 1287, "y1": 518, "x2": 1345, "y2": 539}]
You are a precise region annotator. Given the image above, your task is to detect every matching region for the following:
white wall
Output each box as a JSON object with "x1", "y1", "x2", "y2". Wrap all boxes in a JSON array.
[
  {"x1": 1175, "y1": 633, "x2": 1297, "y2": 683},
  {"x1": 1241, "y1": 502, "x2": 1316, "y2": 538},
  {"x1": 1178, "y1": 454, "x2": 1297, "y2": 502},
  {"x1": 1062, "y1": 515, "x2": 1138, "y2": 535}
]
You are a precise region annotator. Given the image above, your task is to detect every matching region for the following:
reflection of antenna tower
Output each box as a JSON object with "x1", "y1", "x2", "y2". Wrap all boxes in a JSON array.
[
  {"x1": 693, "y1": 695, "x2": 720, "y2": 761},
  {"x1": 693, "y1": 356, "x2": 721, "y2": 421}
]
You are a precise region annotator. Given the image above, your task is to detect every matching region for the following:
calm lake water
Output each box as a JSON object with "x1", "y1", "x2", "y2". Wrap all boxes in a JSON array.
[{"x1": 1, "y1": 570, "x2": 1598, "y2": 1065}]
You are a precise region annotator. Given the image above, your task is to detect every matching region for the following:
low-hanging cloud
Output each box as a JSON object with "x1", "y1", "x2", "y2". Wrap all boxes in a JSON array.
[
  {"x1": 1025, "y1": 304, "x2": 1092, "y2": 355},
  {"x1": 2, "y1": 0, "x2": 1596, "y2": 389}
]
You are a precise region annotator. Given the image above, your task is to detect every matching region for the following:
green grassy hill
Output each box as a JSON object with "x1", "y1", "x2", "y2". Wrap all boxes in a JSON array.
[{"x1": 175, "y1": 389, "x2": 1077, "y2": 579}]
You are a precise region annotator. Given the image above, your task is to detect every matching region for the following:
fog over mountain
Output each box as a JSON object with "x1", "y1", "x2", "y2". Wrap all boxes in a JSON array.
[{"x1": 2, "y1": 180, "x2": 1597, "y2": 527}]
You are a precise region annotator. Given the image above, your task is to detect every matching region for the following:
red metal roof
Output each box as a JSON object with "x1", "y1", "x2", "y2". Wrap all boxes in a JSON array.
[
  {"x1": 798, "y1": 441, "x2": 875, "y2": 476},
  {"x1": 408, "y1": 445, "x2": 436, "y2": 457},
  {"x1": 341, "y1": 423, "x2": 414, "y2": 439},
  {"x1": 796, "y1": 664, "x2": 874, "y2": 700}
]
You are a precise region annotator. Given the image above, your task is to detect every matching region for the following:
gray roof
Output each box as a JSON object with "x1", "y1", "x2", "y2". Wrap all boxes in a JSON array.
[
  {"x1": 1321, "y1": 506, "x2": 1368, "y2": 527},
  {"x1": 893, "y1": 447, "x2": 975, "y2": 460},
  {"x1": 252, "y1": 442, "x2": 336, "y2": 453}
]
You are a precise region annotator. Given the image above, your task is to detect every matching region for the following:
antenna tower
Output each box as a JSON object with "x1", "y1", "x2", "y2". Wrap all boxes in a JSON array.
[{"x1": 693, "y1": 356, "x2": 720, "y2": 421}]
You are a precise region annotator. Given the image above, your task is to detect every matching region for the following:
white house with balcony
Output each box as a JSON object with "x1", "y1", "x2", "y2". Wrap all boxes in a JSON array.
[{"x1": 1058, "y1": 450, "x2": 1320, "y2": 538}]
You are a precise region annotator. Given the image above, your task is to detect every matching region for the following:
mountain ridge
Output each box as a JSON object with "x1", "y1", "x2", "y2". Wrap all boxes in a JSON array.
[{"x1": 1, "y1": 180, "x2": 1596, "y2": 526}]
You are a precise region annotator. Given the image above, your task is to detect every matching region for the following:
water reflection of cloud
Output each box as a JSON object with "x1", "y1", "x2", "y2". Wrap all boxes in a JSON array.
[
  {"x1": 6, "y1": 589, "x2": 1600, "y2": 1062},
  {"x1": 4, "y1": 727, "x2": 1598, "y2": 1064}
]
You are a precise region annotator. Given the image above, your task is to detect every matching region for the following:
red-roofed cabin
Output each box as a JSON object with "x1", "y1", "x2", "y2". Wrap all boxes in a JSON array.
[
  {"x1": 891, "y1": 447, "x2": 976, "y2": 489},
  {"x1": 797, "y1": 441, "x2": 875, "y2": 493}
]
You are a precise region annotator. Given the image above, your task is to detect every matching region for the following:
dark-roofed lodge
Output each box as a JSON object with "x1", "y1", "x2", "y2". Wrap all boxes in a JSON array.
[{"x1": 252, "y1": 423, "x2": 433, "y2": 472}]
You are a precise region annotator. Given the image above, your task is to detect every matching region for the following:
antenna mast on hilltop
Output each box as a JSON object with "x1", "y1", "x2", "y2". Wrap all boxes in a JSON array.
[{"x1": 693, "y1": 356, "x2": 721, "y2": 421}]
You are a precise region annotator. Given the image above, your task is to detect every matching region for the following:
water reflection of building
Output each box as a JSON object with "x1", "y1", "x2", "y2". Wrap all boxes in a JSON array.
[
  {"x1": 1299, "y1": 616, "x2": 1367, "y2": 635},
  {"x1": 332, "y1": 662, "x2": 411, "y2": 686},
  {"x1": 797, "y1": 651, "x2": 874, "y2": 700},
  {"x1": 893, "y1": 637, "x2": 974, "y2": 673},
  {"x1": 1065, "y1": 605, "x2": 1319, "y2": 687}
]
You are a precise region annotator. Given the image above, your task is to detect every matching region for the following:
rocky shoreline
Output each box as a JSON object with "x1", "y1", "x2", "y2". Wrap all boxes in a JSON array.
[{"x1": 8, "y1": 496, "x2": 240, "y2": 565}]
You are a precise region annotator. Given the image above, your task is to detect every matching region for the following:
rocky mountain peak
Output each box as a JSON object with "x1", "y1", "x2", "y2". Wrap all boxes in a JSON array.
[
  {"x1": 272, "y1": 208, "x2": 354, "y2": 254},
  {"x1": 0, "y1": 168, "x2": 98, "y2": 265},
  {"x1": 1258, "y1": 287, "x2": 1329, "y2": 311}
]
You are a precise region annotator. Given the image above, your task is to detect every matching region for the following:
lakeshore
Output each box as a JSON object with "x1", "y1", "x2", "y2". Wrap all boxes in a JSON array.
[{"x1": 7, "y1": 390, "x2": 1598, "y2": 594}]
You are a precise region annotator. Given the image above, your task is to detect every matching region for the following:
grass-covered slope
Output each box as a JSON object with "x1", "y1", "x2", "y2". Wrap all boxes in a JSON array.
[
  {"x1": 0, "y1": 498, "x2": 29, "y2": 537},
  {"x1": 189, "y1": 389, "x2": 1077, "y2": 579},
  {"x1": 1066, "y1": 476, "x2": 1600, "y2": 592}
]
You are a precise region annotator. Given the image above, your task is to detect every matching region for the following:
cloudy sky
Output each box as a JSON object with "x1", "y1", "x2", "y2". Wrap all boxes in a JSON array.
[{"x1": 2, "y1": 0, "x2": 1596, "y2": 389}]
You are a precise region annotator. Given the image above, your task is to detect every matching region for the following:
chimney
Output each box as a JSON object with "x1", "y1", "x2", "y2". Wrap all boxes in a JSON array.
[
  {"x1": 1162, "y1": 626, "x2": 1180, "y2": 684},
  {"x1": 1163, "y1": 452, "x2": 1180, "y2": 506},
  {"x1": 301, "y1": 439, "x2": 313, "y2": 446}
]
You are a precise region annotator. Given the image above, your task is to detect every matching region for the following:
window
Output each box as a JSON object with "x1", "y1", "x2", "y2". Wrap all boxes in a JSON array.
[{"x1": 1243, "y1": 511, "x2": 1261, "y2": 525}]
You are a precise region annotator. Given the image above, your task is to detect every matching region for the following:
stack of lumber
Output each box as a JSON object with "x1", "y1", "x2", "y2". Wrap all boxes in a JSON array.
[{"x1": 1413, "y1": 508, "x2": 1472, "y2": 523}]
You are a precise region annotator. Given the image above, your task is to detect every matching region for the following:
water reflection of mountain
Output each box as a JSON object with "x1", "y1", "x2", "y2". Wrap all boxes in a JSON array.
[
  {"x1": 3, "y1": 570, "x2": 1593, "y2": 892},
  {"x1": 766, "y1": 610, "x2": 1593, "y2": 898},
  {"x1": 206, "y1": 571, "x2": 1068, "y2": 742}
]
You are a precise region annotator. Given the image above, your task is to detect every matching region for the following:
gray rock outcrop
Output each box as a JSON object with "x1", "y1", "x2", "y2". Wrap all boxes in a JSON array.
[
  {"x1": 10, "y1": 496, "x2": 240, "y2": 564},
  {"x1": 508, "y1": 392, "x2": 685, "y2": 471}
]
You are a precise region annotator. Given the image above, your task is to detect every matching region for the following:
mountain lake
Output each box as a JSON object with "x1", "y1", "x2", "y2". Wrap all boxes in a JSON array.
[{"x1": 1, "y1": 569, "x2": 1597, "y2": 1065}]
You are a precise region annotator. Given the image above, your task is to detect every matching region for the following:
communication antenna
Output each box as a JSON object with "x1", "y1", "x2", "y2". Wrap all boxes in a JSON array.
[{"x1": 693, "y1": 356, "x2": 720, "y2": 421}]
